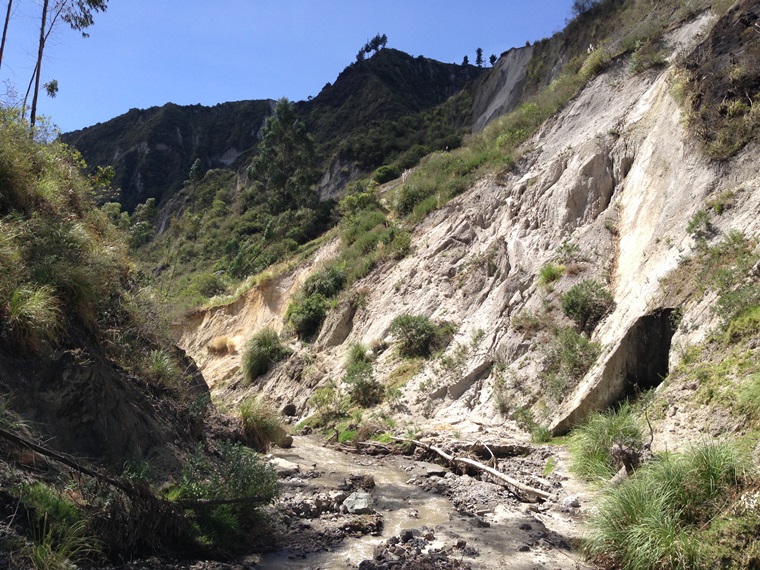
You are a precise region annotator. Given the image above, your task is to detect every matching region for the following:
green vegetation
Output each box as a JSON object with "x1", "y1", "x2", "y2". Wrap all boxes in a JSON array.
[
  {"x1": 679, "y1": 7, "x2": 760, "y2": 160},
  {"x1": 513, "y1": 407, "x2": 553, "y2": 443},
  {"x1": 663, "y1": 231, "x2": 759, "y2": 326},
  {"x1": 542, "y1": 327, "x2": 602, "y2": 401},
  {"x1": 561, "y1": 279, "x2": 614, "y2": 333},
  {"x1": 19, "y1": 482, "x2": 100, "y2": 569},
  {"x1": 537, "y1": 262, "x2": 565, "y2": 288},
  {"x1": 343, "y1": 343, "x2": 383, "y2": 408},
  {"x1": 307, "y1": 381, "x2": 349, "y2": 429},
  {"x1": 169, "y1": 441, "x2": 279, "y2": 550},
  {"x1": 569, "y1": 402, "x2": 643, "y2": 481},
  {"x1": 239, "y1": 398, "x2": 285, "y2": 451},
  {"x1": 241, "y1": 327, "x2": 291, "y2": 381},
  {"x1": 584, "y1": 441, "x2": 755, "y2": 569},
  {"x1": 389, "y1": 314, "x2": 455, "y2": 358},
  {"x1": 0, "y1": 110, "x2": 195, "y2": 395}
]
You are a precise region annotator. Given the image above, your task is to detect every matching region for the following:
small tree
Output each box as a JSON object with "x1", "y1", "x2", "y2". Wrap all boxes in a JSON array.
[
  {"x1": 189, "y1": 158, "x2": 203, "y2": 189},
  {"x1": 475, "y1": 48, "x2": 483, "y2": 67},
  {"x1": 0, "y1": 0, "x2": 13, "y2": 70},
  {"x1": 462, "y1": 55, "x2": 469, "y2": 66},
  {"x1": 27, "y1": 0, "x2": 109, "y2": 128},
  {"x1": 246, "y1": 98, "x2": 318, "y2": 214},
  {"x1": 489, "y1": 54, "x2": 497, "y2": 66}
]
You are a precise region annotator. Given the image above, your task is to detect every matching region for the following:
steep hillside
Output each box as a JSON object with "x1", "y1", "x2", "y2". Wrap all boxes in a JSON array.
[
  {"x1": 177, "y1": 2, "x2": 760, "y2": 567},
  {"x1": 62, "y1": 48, "x2": 485, "y2": 214},
  {"x1": 0, "y1": 112, "x2": 284, "y2": 566},
  {"x1": 61, "y1": 100, "x2": 274, "y2": 211}
]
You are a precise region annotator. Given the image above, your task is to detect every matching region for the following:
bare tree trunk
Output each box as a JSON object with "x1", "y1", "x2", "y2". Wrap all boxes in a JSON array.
[
  {"x1": 30, "y1": 0, "x2": 49, "y2": 129},
  {"x1": 0, "y1": 0, "x2": 12, "y2": 70}
]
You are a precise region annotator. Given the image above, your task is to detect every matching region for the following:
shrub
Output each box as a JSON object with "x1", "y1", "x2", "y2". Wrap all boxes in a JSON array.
[
  {"x1": 542, "y1": 327, "x2": 601, "y2": 400},
  {"x1": 301, "y1": 264, "x2": 346, "y2": 298},
  {"x1": 686, "y1": 209, "x2": 712, "y2": 239},
  {"x1": 343, "y1": 344, "x2": 383, "y2": 408},
  {"x1": 569, "y1": 402, "x2": 643, "y2": 481},
  {"x1": 241, "y1": 327, "x2": 291, "y2": 381},
  {"x1": 308, "y1": 381, "x2": 348, "y2": 427},
  {"x1": 390, "y1": 314, "x2": 454, "y2": 358},
  {"x1": 240, "y1": 398, "x2": 285, "y2": 451},
  {"x1": 373, "y1": 164, "x2": 401, "y2": 184},
  {"x1": 170, "y1": 441, "x2": 279, "y2": 548},
  {"x1": 286, "y1": 294, "x2": 328, "y2": 340},
  {"x1": 561, "y1": 279, "x2": 614, "y2": 332}
]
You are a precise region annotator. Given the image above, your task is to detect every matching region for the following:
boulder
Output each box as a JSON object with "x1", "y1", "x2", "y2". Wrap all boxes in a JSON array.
[{"x1": 342, "y1": 490, "x2": 374, "y2": 514}]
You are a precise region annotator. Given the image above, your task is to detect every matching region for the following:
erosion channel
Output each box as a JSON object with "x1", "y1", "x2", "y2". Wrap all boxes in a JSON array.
[{"x1": 259, "y1": 435, "x2": 589, "y2": 569}]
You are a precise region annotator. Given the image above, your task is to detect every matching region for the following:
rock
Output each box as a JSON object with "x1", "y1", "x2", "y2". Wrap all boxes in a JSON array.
[
  {"x1": 419, "y1": 461, "x2": 448, "y2": 477},
  {"x1": 277, "y1": 435, "x2": 294, "y2": 448},
  {"x1": 342, "y1": 491, "x2": 374, "y2": 514},
  {"x1": 271, "y1": 457, "x2": 299, "y2": 477},
  {"x1": 561, "y1": 495, "x2": 580, "y2": 508},
  {"x1": 281, "y1": 403, "x2": 297, "y2": 416}
]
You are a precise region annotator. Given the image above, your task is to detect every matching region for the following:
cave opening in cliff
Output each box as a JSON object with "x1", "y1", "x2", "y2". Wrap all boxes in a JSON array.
[{"x1": 620, "y1": 308, "x2": 679, "y2": 399}]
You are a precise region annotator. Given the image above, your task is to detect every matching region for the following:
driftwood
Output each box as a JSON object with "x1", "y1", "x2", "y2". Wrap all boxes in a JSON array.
[
  {"x1": 337, "y1": 440, "x2": 395, "y2": 455},
  {"x1": 392, "y1": 436, "x2": 551, "y2": 502}
]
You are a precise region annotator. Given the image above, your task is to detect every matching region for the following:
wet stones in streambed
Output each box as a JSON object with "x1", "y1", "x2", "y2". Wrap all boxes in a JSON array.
[{"x1": 360, "y1": 528, "x2": 476, "y2": 569}]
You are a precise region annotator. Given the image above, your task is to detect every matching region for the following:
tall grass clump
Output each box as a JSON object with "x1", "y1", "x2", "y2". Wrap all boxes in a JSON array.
[
  {"x1": 569, "y1": 402, "x2": 643, "y2": 481},
  {"x1": 5, "y1": 284, "x2": 63, "y2": 353},
  {"x1": 584, "y1": 441, "x2": 753, "y2": 569},
  {"x1": 241, "y1": 327, "x2": 291, "y2": 381},
  {"x1": 19, "y1": 482, "x2": 101, "y2": 569},
  {"x1": 538, "y1": 262, "x2": 565, "y2": 288},
  {"x1": 240, "y1": 398, "x2": 285, "y2": 451}
]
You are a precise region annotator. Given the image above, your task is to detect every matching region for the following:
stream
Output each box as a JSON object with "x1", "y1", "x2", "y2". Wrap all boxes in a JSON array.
[
  {"x1": 261, "y1": 436, "x2": 451, "y2": 568},
  {"x1": 257, "y1": 436, "x2": 587, "y2": 570}
]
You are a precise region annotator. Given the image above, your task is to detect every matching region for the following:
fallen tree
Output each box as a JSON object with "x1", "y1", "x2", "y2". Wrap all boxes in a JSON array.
[{"x1": 392, "y1": 436, "x2": 551, "y2": 502}]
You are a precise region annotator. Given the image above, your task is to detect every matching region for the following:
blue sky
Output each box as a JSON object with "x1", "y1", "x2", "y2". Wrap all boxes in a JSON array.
[{"x1": 1, "y1": 1, "x2": 575, "y2": 133}]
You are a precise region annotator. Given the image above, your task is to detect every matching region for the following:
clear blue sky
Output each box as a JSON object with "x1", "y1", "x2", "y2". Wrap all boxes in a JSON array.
[{"x1": 1, "y1": 1, "x2": 575, "y2": 133}]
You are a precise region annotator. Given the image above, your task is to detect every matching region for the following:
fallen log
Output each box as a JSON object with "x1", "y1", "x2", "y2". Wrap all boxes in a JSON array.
[{"x1": 391, "y1": 436, "x2": 551, "y2": 502}]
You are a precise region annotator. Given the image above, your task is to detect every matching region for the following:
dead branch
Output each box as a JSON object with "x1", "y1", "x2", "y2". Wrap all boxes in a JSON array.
[
  {"x1": 391, "y1": 436, "x2": 550, "y2": 502},
  {"x1": 0, "y1": 426, "x2": 272, "y2": 510}
]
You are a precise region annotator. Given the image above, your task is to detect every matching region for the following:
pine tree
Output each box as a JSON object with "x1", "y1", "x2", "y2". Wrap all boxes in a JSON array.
[
  {"x1": 489, "y1": 54, "x2": 497, "y2": 66},
  {"x1": 462, "y1": 55, "x2": 469, "y2": 66},
  {"x1": 475, "y1": 48, "x2": 483, "y2": 67}
]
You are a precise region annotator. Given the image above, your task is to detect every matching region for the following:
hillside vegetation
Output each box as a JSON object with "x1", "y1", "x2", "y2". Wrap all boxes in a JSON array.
[
  {"x1": 175, "y1": 0, "x2": 759, "y2": 568},
  {"x1": 0, "y1": 112, "x2": 281, "y2": 566}
]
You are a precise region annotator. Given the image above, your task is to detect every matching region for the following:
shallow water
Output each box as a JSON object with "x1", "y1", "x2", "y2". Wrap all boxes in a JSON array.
[{"x1": 260, "y1": 436, "x2": 451, "y2": 569}]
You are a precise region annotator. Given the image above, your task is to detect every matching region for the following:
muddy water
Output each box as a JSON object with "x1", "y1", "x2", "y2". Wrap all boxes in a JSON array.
[{"x1": 261, "y1": 436, "x2": 451, "y2": 569}]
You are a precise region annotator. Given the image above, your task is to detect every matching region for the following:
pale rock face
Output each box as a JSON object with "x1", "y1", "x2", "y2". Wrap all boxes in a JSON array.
[{"x1": 177, "y1": 12, "x2": 759, "y2": 437}]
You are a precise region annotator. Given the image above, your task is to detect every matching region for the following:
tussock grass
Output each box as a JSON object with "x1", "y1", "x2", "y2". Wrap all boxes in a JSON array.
[
  {"x1": 569, "y1": 402, "x2": 643, "y2": 481},
  {"x1": 207, "y1": 335, "x2": 236, "y2": 355},
  {"x1": 538, "y1": 262, "x2": 566, "y2": 288},
  {"x1": 241, "y1": 327, "x2": 291, "y2": 381},
  {"x1": 240, "y1": 398, "x2": 285, "y2": 451},
  {"x1": 584, "y1": 441, "x2": 753, "y2": 569},
  {"x1": 6, "y1": 284, "x2": 63, "y2": 353}
]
